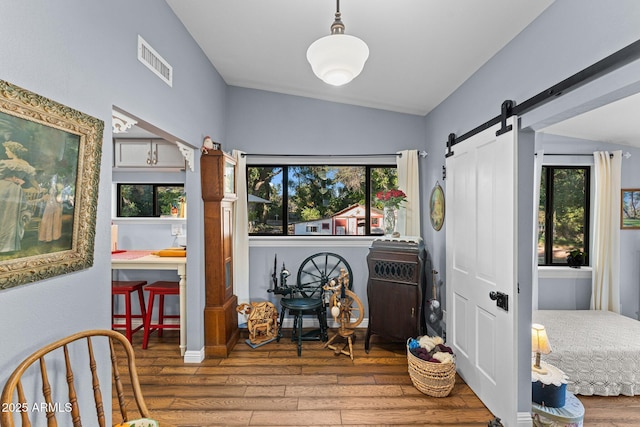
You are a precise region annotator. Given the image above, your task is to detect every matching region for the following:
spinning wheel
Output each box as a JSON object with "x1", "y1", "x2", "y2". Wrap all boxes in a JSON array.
[
  {"x1": 329, "y1": 290, "x2": 364, "y2": 329},
  {"x1": 296, "y1": 252, "x2": 353, "y2": 296},
  {"x1": 323, "y1": 269, "x2": 364, "y2": 360},
  {"x1": 271, "y1": 252, "x2": 354, "y2": 356}
]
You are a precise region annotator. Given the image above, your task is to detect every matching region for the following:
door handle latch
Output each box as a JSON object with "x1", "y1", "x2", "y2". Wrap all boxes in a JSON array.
[{"x1": 489, "y1": 291, "x2": 509, "y2": 312}]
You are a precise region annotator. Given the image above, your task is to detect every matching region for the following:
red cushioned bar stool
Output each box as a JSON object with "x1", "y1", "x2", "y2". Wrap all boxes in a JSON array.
[
  {"x1": 111, "y1": 280, "x2": 147, "y2": 343},
  {"x1": 142, "y1": 281, "x2": 180, "y2": 349}
]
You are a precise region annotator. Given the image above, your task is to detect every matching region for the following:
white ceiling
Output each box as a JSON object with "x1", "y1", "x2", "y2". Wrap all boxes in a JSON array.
[
  {"x1": 540, "y1": 91, "x2": 640, "y2": 148},
  {"x1": 127, "y1": 1, "x2": 638, "y2": 147},
  {"x1": 166, "y1": 0, "x2": 554, "y2": 116}
]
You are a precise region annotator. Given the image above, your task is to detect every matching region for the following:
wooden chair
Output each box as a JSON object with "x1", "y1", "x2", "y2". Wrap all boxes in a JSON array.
[{"x1": 0, "y1": 329, "x2": 156, "y2": 427}]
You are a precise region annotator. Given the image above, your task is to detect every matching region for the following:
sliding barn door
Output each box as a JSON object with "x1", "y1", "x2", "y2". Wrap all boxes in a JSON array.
[{"x1": 445, "y1": 117, "x2": 518, "y2": 425}]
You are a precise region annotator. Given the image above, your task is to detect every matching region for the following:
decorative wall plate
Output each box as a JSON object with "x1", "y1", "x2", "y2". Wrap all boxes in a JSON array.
[{"x1": 430, "y1": 182, "x2": 445, "y2": 231}]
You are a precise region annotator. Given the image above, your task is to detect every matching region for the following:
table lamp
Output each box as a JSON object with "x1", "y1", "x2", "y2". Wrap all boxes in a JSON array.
[{"x1": 532, "y1": 323, "x2": 552, "y2": 374}]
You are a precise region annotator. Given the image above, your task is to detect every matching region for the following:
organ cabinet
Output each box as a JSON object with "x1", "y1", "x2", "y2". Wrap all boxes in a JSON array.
[
  {"x1": 365, "y1": 238, "x2": 428, "y2": 352},
  {"x1": 201, "y1": 147, "x2": 239, "y2": 357}
]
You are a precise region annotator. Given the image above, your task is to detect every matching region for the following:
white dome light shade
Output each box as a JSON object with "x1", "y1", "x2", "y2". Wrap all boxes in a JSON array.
[{"x1": 307, "y1": 34, "x2": 369, "y2": 86}]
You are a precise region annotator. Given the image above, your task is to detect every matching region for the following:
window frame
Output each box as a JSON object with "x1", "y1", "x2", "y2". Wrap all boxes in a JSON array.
[
  {"x1": 116, "y1": 183, "x2": 184, "y2": 218},
  {"x1": 247, "y1": 164, "x2": 396, "y2": 237},
  {"x1": 538, "y1": 165, "x2": 591, "y2": 266}
]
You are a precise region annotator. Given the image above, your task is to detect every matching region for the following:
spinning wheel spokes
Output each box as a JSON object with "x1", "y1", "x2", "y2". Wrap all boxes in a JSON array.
[{"x1": 297, "y1": 252, "x2": 353, "y2": 297}]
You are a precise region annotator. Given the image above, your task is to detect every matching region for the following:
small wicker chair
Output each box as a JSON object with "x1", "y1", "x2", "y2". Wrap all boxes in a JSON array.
[{"x1": 0, "y1": 329, "x2": 156, "y2": 427}]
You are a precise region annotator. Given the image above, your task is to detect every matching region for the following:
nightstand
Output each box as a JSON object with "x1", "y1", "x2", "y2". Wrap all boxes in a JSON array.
[{"x1": 531, "y1": 360, "x2": 584, "y2": 426}]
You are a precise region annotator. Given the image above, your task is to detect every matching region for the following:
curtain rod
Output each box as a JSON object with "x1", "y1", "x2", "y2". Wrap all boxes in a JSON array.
[
  {"x1": 241, "y1": 151, "x2": 428, "y2": 158},
  {"x1": 536, "y1": 152, "x2": 631, "y2": 159}
]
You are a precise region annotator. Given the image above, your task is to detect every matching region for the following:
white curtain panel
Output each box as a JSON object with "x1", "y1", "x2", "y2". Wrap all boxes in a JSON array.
[
  {"x1": 232, "y1": 150, "x2": 250, "y2": 321},
  {"x1": 591, "y1": 150, "x2": 622, "y2": 313},
  {"x1": 396, "y1": 149, "x2": 421, "y2": 237},
  {"x1": 532, "y1": 150, "x2": 544, "y2": 310}
]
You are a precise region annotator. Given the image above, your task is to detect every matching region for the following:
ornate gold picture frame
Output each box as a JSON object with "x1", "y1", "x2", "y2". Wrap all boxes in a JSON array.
[{"x1": 0, "y1": 80, "x2": 103, "y2": 290}]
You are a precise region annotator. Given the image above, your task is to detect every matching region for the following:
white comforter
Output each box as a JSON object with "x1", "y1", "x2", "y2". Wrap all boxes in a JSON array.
[{"x1": 533, "y1": 310, "x2": 640, "y2": 396}]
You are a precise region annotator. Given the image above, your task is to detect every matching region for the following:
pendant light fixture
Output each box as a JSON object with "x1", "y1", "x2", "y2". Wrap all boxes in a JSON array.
[{"x1": 306, "y1": 0, "x2": 369, "y2": 86}]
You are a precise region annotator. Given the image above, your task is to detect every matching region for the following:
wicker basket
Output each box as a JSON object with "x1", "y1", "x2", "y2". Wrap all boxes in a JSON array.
[{"x1": 407, "y1": 342, "x2": 456, "y2": 397}]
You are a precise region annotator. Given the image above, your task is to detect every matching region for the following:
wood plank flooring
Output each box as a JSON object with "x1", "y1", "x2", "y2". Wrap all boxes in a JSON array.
[{"x1": 115, "y1": 330, "x2": 640, "y2": 426}]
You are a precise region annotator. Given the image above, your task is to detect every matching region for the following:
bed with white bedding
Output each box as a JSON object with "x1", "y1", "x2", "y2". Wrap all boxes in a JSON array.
[{"x1": 532, "y1": 310, "x2": 640, "y2": 396}]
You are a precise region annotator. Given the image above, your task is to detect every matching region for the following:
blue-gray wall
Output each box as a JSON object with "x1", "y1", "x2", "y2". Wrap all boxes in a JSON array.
[
  {"x1": 226, "y1": 87, "x2": 426, "y2": 316},
  {"x1": 107, "y1": 65, "x2": 426, "y2": 328},
  {"x1": 0, "y1": 1, "x2": 226, "y2": 423},
  {"x1": 226, "y1": 86, "x2": 424, "y2": 154}
]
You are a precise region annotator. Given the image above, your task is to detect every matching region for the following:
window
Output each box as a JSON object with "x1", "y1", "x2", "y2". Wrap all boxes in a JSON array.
[
  {"x1": 247, "y1": 165, "x2": 397, "y2": 236},
  {"x1": 538, "y1": 166, "x2": 590, "y2": 265},
  {"x1": 117, "y1": 183, "x2": 185, "y2": 217}
]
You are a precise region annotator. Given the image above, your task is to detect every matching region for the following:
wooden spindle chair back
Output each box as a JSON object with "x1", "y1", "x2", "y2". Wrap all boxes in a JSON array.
[{"x1": 0, "y1": 329, "x2": 150, "y2": 427}]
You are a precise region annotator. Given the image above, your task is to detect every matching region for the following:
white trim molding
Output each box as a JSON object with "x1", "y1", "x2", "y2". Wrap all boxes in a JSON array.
[
  {"x1": 250, "y1": 235, "x2": 376, "y2": 248},
  {"x1": 517, "y1": 411, "x2": 533, "y2": 427},
  {"x1": 538, "y1": 266, "x2": 592, "y2": 279},
  {"x1": 183, "y1": 348, "x2": 205, "y2": 363},
  {"x1": 175, "y1": 141, "x2": 195, "y2": 171},
  {"x1": 112, "y1": 110, "x2": 137, "y2": 134}
]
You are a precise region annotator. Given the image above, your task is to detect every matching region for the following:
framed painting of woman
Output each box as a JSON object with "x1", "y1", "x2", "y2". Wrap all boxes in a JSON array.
[{"x1": 0, "y1": 80, "x2": 103, "y2": 289}]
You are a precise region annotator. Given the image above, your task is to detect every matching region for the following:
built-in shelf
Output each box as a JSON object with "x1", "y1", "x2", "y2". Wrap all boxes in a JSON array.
[
  {"x1": 538, "y1": 266, "x2": 592, "y2": 279},
  {"x1": 111, "y1": 217, "x2": 186, "y2": 225},
  {"x1": 249, "y1": 235, "x2": 377, "y2": 248}
]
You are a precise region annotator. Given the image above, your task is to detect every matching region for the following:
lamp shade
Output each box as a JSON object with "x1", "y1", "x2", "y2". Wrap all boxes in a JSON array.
[
  {"x1": 306, "y1": 34, "x2": 369, "y2": 86},
  {"x1": 532, "y1": 323, "x2": 552, "y2": 355}
]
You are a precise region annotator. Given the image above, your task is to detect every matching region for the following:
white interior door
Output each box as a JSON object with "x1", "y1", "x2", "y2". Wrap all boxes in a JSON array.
[{"x1": 445, "y1": 117, "x2": 518, "y2": 425}]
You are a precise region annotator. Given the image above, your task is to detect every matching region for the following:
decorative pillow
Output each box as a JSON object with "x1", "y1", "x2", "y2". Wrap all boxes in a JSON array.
[{"x1": 114, "y1": 418, "x2": 159, "y2": 427}]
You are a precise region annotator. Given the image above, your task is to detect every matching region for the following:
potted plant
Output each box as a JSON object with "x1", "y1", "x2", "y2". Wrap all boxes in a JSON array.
[{"x1": 566, "y1": 249, "x2": 585, "y2": 268}]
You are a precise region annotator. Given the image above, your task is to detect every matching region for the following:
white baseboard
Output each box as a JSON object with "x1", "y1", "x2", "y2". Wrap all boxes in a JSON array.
[
  {"x1": 184, "y1": 347, "x2": 205, "y2": 363},
  {"x1": 112, "y1": 318, "x2": 180, "y2": 328},
  {"x1": 517, "y1": 411, "x2": 533, "y2": 427},
  {"x1": 113, "y1": 318, "x2": 368, "y2": 365},
  {"x1": 115, "y1": 317, "x2": 368, "y2": 330},
  {"x1": 280, "y1": 317, "x2": 369, "y2": 329}
]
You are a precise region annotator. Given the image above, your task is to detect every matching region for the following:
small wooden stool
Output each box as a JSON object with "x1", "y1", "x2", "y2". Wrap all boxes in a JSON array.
[
  {"x1": 111, "y1": 280, "x2": 147, "y2": 343},
  {"x1": 142, "y1": 281, "x2": 180, "y2": 349}
]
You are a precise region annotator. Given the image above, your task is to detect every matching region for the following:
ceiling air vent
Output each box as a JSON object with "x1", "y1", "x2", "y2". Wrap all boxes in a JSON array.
[{"x1": 137, "y1": 35, "x2": 173, "y2": 87}]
